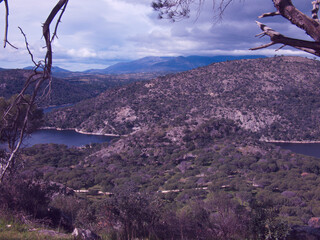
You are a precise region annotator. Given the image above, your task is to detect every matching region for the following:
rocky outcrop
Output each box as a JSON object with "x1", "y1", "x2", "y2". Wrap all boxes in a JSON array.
[
  {"x1": 72, "y1": 228, "x2": 101, "y2": 240},
  {"x1": 308, "y1": 217, "x2": 320, "y2": 229}
]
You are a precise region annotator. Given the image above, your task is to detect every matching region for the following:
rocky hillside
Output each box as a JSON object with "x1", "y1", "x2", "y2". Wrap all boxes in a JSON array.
[{"x1": 46, "y1": 56, "x2": 320, "y2": 141}]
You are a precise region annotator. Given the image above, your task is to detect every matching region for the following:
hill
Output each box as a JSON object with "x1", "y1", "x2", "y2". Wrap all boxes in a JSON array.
[
  {"x1": 46, "y1": 56, "x2": 320, "y2": 141},
  {"x1": 0, "y1": 69, "x2": 159, "y2": 107},
  {"x1": 24, "y1": 66, "x2": 71, "y2": 73},
  {"x1": 0, "y1": 69, "x2": 107, "y2": 107},
  {"x1": 85, "y1": 55, "x2": 266, "y2": 74}
]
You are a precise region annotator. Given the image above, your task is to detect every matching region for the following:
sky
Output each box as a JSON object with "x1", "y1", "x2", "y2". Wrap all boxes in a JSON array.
[{"x1": 0, "y1": 0, "x2": 316, "y2": 71}]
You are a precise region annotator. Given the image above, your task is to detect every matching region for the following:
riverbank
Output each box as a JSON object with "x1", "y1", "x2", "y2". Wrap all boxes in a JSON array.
[
  {"x1": 40, "y1": 127, "x2": 120, "y2": 137},
  {"x1": 263, "y1": 139, "x2": 320, "y2": 144}
]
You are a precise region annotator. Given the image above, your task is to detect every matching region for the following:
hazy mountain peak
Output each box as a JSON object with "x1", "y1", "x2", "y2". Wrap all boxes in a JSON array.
[{"x1": 85, "y1": 55, "x2": 266, "y2": 74}]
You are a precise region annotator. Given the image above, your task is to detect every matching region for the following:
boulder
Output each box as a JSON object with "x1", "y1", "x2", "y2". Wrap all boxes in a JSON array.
[
  {"x1": 308, "y1": 217, "x2": 320, "y2": 228},
  {"x1": 72, "y1": 228, "x2": 100, "y2": 240}
]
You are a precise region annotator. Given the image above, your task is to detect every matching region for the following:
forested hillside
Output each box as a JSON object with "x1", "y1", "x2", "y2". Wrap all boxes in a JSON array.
[
  {"x1": 22, "y1": 116, "x2": 320, "y2": 233},
  {"x1": 46, "y1": 56, "x2": 320, "y2": 141},
  {"x1": 0, "y1": 69, "x2": 158, "y2": 107}
]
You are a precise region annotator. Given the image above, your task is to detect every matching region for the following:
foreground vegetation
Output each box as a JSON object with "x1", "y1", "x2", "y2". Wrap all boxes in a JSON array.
[
  {"x1": 0, "y1": 171, "x2": 293, "y2": 240},
  {"x1": 5, "y1": 117, "x2": 318, "y2": 239},
  {"x1": 0, "y1": 218, "x2": 72, "y2": 240}
]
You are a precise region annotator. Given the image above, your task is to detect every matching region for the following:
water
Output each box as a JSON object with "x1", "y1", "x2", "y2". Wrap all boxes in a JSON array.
[
  {"x1": 43, "y1": 104, "x2": 74, "y2": 113},
  {"x1": 24, "y1": 132, "x2": 320, "y2": 157},
  {"x1": 276, "y1": 142, "x2": 320, "y2": 158},
  {"x1": 21, "y1": 129, "x2": 115, "y2": 147},
  {"x1": 4, "y1": 128, "x2": 320, "y2": 156}
]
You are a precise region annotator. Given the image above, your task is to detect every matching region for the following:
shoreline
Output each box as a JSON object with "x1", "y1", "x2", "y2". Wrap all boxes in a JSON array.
[
  {"x1": 262, "y1": 139, "x2": 320, "y2": 144},
  {"x1": 39, "y1": 127, "x2": 120, "y2": 137},
  {"x1": 38, "y1": 129, "x2": 320, "y2": 143}
]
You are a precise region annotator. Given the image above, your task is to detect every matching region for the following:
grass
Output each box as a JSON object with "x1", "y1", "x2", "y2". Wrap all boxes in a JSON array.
[{"x1": 0, "y1": 218, "x2": 73, "y2": 240}]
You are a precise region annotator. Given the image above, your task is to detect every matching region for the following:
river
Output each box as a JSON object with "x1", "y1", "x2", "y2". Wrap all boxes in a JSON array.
[
  {"x1": 275, "y1": 142, "x2": 320, "y2": 159},
  {"x1": 22, "y1": 131, "x2": 320, "y2": 158},
  {"x1": 42, "y1": 104, "x2": 74, "y2": 113},
  {"x1": 24, "y1": 132, "x2": 320, "y2": 158},
  {"x1": 3, "y1": 128, "x2": 320, "y2": 158},
  {"x1": 21, "y1": 129, "x2": 115, "y2": 148}
]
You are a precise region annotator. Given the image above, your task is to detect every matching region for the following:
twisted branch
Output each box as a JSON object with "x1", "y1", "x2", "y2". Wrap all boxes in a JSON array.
[
  {"x1": 251, "y1": 0, "x2": 320, "y2": 56},
  {"x1": 250, "y1": 21, "x2": 320, "y2": 56},
  {"x1": 0, "y1": 0, "x2": 69, "y2": 182}
]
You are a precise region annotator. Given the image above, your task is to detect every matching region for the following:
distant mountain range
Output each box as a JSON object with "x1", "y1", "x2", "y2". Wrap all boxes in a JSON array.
[
  {"x1": 0, "y1": 69, "x2": 156, "y2": 107},
  {"x1": 84, "y1": 55, "x2": 266, "y2": 74},
  {"x1": 0, "y1": 69, "x2": 105, "y2": 107},
  {"x1": 23, "y1": 66, "x2": 71, "y2": 73},
  {"x1": 21, "y1": 55, "x2": 266, "y2": 75}
]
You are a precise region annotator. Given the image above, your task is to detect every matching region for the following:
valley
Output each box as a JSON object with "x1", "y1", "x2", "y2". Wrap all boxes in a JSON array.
[
  {"x1": 2, "y1": 55, "x2": 320, "y2": 239},
  {"x1": 0, "y1": 69, "x2": 160, "y2": 107}
]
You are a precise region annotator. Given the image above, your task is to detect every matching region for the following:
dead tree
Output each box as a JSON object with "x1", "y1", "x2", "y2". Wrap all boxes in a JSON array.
[
  {"x1": 153, "y1": 0, "x2": 320, "y2": 57},
  {"x1": 0, "y1": 0, "x2": 69, "y2": 182},
  {"x1": 251, "y1": 0, "x2": 320, "y2": 56}
]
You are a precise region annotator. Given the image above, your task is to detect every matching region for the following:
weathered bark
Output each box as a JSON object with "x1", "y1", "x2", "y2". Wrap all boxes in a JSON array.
[
  {"x1": 250, "y1": 21, "x2": 320, "y2": 56},
  {"x1": 253, "y1": 0, "x2": 320, "y2": 56}
]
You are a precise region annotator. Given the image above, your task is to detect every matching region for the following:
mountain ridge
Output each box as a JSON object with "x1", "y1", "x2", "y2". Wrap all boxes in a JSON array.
[
  {"x1": 85, "y1": 55, "x2": 266, "y2": 74},
  {"x1": 46, "y1": 56, "x2": 320, "y2": 141}
]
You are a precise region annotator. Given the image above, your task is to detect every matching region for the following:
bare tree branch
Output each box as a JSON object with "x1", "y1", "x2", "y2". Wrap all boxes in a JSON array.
[
  {"x1": 272, "y1": 0, "x2": 320, "y2": 42},
  {"x1": 153, "y1": 0, "x2": 320, "y2": 57},
  {"x1": 312, "y1": 0, "x2": 320, "y2": 21},
  {"x1": 51, "y1": 0, "x2": 69, "y2": 42},
  {"x1": 3, "y1": 0, "x2": 9, "y2": 48},
  {"x1": 18, "y1": 27, "x2": 38, "y2": 67},
  {"x1": 250, "y1": 0, "x2": 320, "y2": 56},
  {"x1": 250, "y1": 21, "x2": 320, "y2": 56},
  {"x1": 258, "y1": 11, "x2": 280, "y2": 18},
  {"x1": 152, "y1": 0, "x2": 235, "y2": 21},
  {"x1": 2, "y1": 0, "x2": 16, "y2": 49},
  {"x1": 43, "y1": 0, "x2": 69, "y2": 75},
  {"x1": 0, "y1": 0, "x2": 69, "y2": 182}
]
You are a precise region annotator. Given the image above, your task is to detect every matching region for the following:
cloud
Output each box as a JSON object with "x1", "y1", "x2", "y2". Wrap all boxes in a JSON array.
[
  {"x1": 67, "y1": 48, "x2": 97, "y2": 58},
  {"x1": 0, "y1": 0, "x2": 317, "y2": 71}
]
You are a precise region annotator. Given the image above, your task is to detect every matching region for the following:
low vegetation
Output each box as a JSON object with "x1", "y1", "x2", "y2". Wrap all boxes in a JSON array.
[{"x1": 12, "y1": 117, "x2": 320, "y2": 239}]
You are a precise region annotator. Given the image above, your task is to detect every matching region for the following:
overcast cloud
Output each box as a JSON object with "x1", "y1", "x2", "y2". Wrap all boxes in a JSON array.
[{"x1": 0, "y1": 0, "x2": 316, "y2": 71}]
